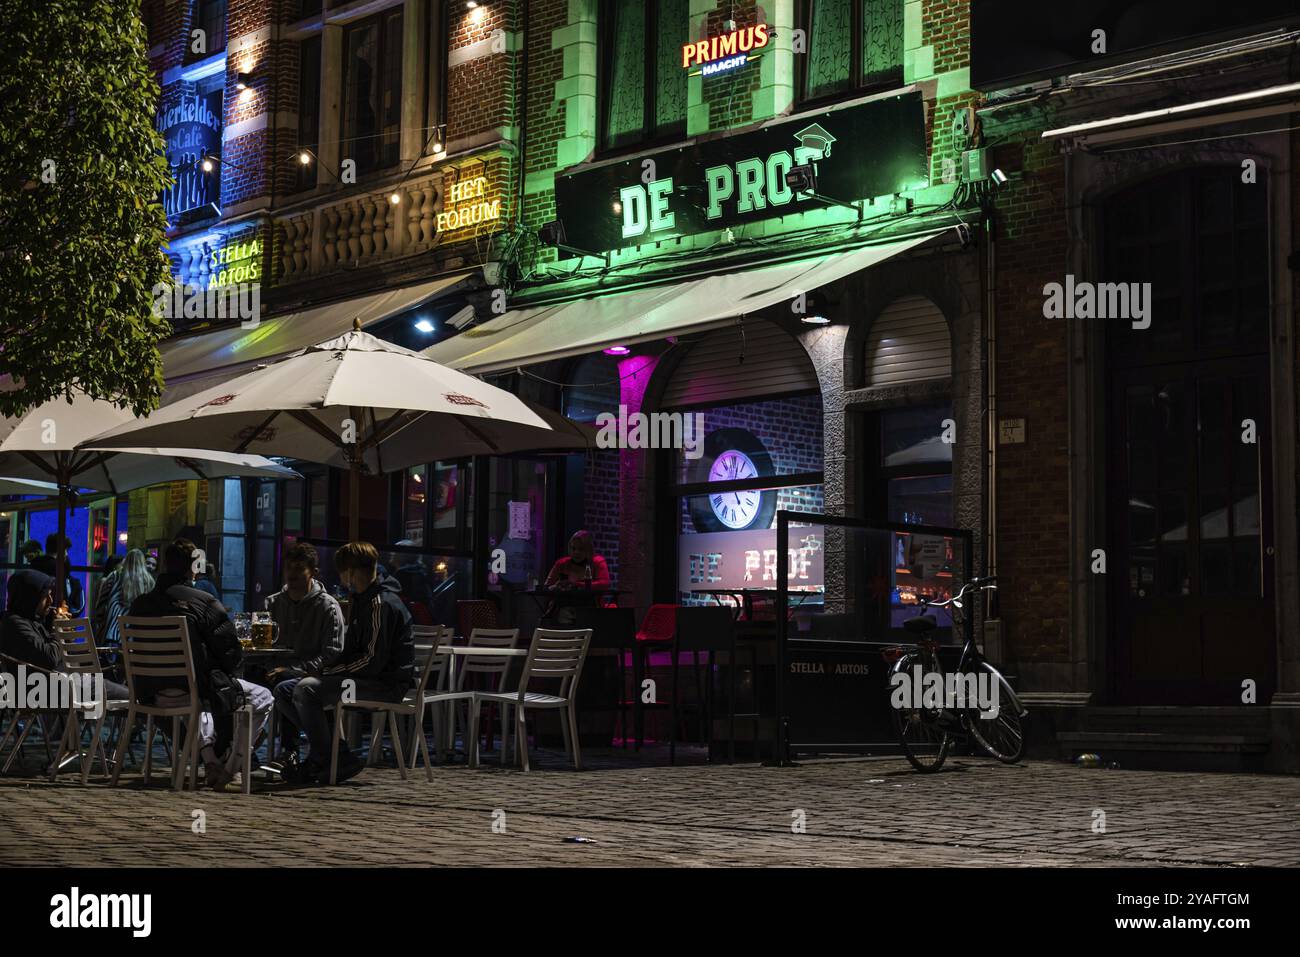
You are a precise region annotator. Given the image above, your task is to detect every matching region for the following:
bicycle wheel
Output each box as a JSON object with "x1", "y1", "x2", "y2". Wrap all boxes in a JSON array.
[
  {"x1": 890, "y1": 652, "x2": 950, "y2": 773},
  {"x1": 965, "y1": 663, "x2": 1027, "y2": 763}
]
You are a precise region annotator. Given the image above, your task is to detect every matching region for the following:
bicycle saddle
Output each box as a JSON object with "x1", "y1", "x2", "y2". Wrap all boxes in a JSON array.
[{"x1": 903, "y1": 614, "x2": 938, "y2": 634}]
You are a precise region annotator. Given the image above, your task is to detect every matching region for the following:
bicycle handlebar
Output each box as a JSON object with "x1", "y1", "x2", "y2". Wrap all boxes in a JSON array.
[{"x1": 919, "y1": 576, "x2": 997, "y2": 611}]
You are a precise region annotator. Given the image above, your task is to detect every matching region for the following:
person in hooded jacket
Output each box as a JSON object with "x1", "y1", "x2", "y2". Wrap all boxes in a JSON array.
[
  {"x1": 1, "y1": 569, "x2": 130, "y2": 726},
  {"x1": 1, "y1": 570, "x2": 65, "y2": 672},
  {"x1": 128, "y1": 538, "x2": 273, "y2": 791},
  {"x1": 272, "y1": 541, "x2": 413, "y2": 784},
  {"x1": 260, "y1": 542, "x2": 344, "y2": 775}
]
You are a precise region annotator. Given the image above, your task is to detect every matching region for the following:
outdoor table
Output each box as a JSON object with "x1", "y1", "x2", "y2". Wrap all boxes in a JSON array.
[
  {"x1": 429, "y1": 643, "x2": 529, "y2": 695},
  {"x1": 524, "y1": 587, "x2": 629, "y2": 618}
]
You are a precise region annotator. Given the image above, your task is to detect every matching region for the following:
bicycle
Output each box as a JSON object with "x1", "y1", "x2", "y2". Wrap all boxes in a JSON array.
[{"x1": 887, "y1": 576, "x2": 1028, "y2": 773}]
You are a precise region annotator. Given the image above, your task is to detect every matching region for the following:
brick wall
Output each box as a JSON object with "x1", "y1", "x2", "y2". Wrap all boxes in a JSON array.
[{"x1": 986, "y1": 132, "x2": 1071, "y2": 664}]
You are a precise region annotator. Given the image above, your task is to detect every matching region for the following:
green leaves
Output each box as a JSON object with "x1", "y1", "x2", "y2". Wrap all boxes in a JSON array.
[{"x1": 0, "y1": 0, "x2": 170, "y2": 419}]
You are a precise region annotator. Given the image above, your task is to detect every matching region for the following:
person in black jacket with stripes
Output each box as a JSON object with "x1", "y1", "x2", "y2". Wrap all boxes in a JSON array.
[{"x1": 272, "y1": 541, "x2": 414, "y2": 784}]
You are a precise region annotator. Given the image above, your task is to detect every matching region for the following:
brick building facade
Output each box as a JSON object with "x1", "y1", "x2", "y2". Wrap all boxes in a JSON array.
[{"x1": 124, "y1": 0, "x2": 1300, "y2": 768}]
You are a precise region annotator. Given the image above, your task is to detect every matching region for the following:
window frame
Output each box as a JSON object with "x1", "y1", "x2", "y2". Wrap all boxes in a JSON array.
[
  {"x1": 340, "y1": 7, "x2": 406, "y2": 176},
  {"x1": 795, "y1": 0, "x2": 905, "y2": 109},
  {"x1": 596, "y1": 0, "x2": 688, "y2": 157}
]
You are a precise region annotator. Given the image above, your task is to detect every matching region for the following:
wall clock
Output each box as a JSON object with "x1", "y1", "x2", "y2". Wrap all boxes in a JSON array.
[{"x1": 687, "y1": 428, "x2": 778, "y2": 532}]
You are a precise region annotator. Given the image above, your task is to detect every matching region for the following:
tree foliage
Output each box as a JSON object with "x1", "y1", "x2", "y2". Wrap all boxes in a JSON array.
[{"x1": 0, "y1": 0, "x2": 173, "y2": 418}]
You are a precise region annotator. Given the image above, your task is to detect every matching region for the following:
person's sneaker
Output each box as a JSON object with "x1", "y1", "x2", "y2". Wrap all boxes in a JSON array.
[
  {"x1": 264, "y1": 751, "x2": 301, "y2": 779},
  {"x1": 333, "y1": 751, "x2": 365, "y2": 784},
  {"x1": 293, "y1": 757, "x2": 327, "y2": 785},
  {"x1": 219, "y1": 771, "x2": 247, "y2": 793},
  {"x1": 204, "y1": 761, "x2": 234, "y2": 791}
]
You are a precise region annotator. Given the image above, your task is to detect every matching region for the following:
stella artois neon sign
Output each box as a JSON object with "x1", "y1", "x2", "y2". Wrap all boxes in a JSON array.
[{"x1": 682, "y1": 23, "x2": 770, "y2": 77}]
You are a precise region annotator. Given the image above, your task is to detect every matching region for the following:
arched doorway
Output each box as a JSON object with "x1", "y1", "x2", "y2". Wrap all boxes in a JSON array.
[{"x1": 1102, "y1": 166, "x2": 1275, "y2": 704}]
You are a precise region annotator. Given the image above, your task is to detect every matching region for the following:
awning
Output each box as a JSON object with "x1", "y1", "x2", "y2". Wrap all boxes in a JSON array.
[
  {"x1": 423, "y1": 232, "x2": 944, "y2": 374},
  {"x1": 161, "y1": 272, "x2": 473, "y2": 401}
]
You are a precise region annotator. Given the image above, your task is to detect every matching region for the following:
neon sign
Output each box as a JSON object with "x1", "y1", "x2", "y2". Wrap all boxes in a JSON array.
[
  {"x1": 682, "y1": 24, "x2": 769, "y2": 76},
  {"x1": 437, "y1": 175, "x2": 501, "y2": 232}
]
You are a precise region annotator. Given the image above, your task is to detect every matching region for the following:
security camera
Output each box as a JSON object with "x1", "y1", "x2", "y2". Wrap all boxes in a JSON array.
[{"x1": 990, "y1": 168, "x2": 1009, "y2": 188}]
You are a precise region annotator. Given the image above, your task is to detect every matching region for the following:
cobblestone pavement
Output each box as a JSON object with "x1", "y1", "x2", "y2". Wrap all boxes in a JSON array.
[{"x1": 2, "y1": 747, "x2": 1298, "y2": 867}]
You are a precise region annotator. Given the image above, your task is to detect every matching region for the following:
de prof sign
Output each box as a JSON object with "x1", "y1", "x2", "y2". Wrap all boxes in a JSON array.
[{"x1": 553, "y1": 92, "x2": 928, "y2": 254}]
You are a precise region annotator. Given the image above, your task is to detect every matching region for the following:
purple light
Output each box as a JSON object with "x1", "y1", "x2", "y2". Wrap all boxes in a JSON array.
[{"x1": 603, "y1": 345, "x2": 631, "y2": 356}]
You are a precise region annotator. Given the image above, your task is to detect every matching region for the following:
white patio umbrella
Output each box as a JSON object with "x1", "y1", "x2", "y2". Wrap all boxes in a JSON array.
[
  {"x1": 89, "y1": 324, "x2": 588, "y2": 539},
  {"x1": 0, "y1": 477, "x2": 61, "y2": 497},
  {"x1": 0, "y1": 389, "x2": 300, "y2": 597}
]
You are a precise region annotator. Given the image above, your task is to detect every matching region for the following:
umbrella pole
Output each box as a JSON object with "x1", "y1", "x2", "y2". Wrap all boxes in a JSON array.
[
  {"x1": 348, "y1": 459, "x2": 361, "y2": 542},
  {"x1": 55, "y1": 484, "x2": 68, "y2": 613}
]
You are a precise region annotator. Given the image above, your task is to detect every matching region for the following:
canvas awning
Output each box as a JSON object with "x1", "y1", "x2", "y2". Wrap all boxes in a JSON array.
[
  {"x1": 160, "y1": 271, "x2": 474, "y2": 400},
  {"x1": 423, "y1": 231, "x2": 945, "y2": 374}
]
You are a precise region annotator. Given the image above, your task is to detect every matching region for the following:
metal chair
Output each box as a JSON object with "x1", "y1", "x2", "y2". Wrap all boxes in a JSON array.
[
  {"x1": 633, "y1": 604, "x2": 678, "y2": 748},
  {"x1": 48, "y1": 618, "x2": 130, "y2": 784},
  {"x1": 0, "y1": 653, "x2": 62, "y2": 776},
  {"x1": 469, "y1": 628, "x2": 593, "y2": 772}
]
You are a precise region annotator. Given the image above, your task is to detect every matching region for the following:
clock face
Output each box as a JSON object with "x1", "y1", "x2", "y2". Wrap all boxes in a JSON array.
[{"x1": 708, "y1": 450, "x2": 763, "y2": 529}]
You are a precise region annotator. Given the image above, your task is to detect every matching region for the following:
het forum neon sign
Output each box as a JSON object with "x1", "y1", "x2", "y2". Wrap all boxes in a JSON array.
[{"x1": 681, "y1": 24, "x2": 770, "y2": 77}]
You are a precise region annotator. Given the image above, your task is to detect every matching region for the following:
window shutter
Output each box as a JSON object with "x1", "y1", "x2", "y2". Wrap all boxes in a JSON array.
[
  {"x1": 864, "y1": 296, "x2": 951, "y2": 387},
  {"x1": 661, "y1": 320, "x2": 819, "y2": 409}
]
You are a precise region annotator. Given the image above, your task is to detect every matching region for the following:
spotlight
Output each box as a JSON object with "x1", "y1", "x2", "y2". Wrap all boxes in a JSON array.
[
  {"x1": 603, "y1": 345, "x2": 630, "y2": 356},
  {"x1": 800, "y1": 315, "x2": 830, "y2": 325},
  {"x1": 537, "y1": 219, "x2": 566, "y2": 247},
  {"x1": 956, "y1": 223, "x2": 973, "y2": 249},
  {"x1": 785, "y1": 163, "x2": 862, "y2": 220},
  {"x1": 785, "y1": 163, "x2": 817, "y2": 195},
  {"x1": 538, "y1": 219, "x2": 610, "y2": 265},
  {"x1": 612, "y1": 201, "x2": 622, "y2": 214},
  {"x1": 236, "y1": 72, "x2": 252, "y2": 91},
  {"x1": 990, "y1": 168, "x2": 1009, "y2": 187},
  {"x1": 414, "y1": 318, "x2": 435, "y2": 333}
]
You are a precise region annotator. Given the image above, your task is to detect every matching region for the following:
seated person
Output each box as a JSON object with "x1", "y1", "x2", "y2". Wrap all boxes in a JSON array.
[
  {"x1": 543, "y1": 531, "x2": 611, "y2": 624},
  {"x1": 261, "y1": 542, "x2": 344, "y2": 772},
  {"x1": 544, "y1": 530, "x2": 610, "y2": 589},
  {"x1": 273, "y1": 541, "x2": 414, "y2": 785},
  {"x1": 1, "y1": 569, "x2": 130, "y2": 713},
  {"x1": 30, "y1": 534, "x2": 86, "y2": 617},
  {"x1": 129, "y1": 539, "x2": 273, "y2": 791}
]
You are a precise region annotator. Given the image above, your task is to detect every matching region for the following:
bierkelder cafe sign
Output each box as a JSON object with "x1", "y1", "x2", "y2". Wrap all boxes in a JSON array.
[{"x1": 553, "y1": 91, "x2": 927, "y2": 254}]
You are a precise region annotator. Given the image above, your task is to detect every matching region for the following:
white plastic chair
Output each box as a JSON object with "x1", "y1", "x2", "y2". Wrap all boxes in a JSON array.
[
  {"x1": 456, "y1": 627, "x2": 521, "y2": 760},
  {"x1": 329, "y1": 626, "x2": 455, "y2": 784},
  {"x1": 407, "y1": 624, "x2": 471, "y2": 767},
  {"x1": 48, "y1": 618, "x2": 130, "y2": 784},
  {"x1": 112, "y1": 616, "x2": 256, "y2": 793},
  {"x1": 469, "y1": 628, "x2": 592, "y2": 772}
]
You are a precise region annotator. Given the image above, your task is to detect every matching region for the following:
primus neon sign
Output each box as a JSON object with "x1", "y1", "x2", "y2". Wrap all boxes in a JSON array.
[
  {"x1": 437, "y1": 176, "x2": 501, "y2": 232},
  {"x1": 682, "y1": 24, "x2": 770, "y2": 77}
]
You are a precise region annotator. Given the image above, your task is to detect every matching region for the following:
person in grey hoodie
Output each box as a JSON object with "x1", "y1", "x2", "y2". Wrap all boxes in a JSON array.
[{"x1": 264, "y1": 542, "x2": 345, "y2": 768}]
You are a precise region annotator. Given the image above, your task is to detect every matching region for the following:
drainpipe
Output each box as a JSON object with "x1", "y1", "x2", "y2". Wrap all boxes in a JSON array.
[
  {"x1": 510, "y1": 0, "x2": 530, "y2": 286},
  {"x1": 984, "y1": 210, "x2": 998, "y2": 616}
]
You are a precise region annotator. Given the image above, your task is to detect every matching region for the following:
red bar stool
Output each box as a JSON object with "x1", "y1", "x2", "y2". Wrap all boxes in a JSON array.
[{"x1": 633, "y1": 604, "x2": 677, "y2": 750}]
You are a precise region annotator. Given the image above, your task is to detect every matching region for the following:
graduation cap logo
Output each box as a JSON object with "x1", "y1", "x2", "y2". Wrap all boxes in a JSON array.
[{"x1": 793, "y1": 123, "x2": 836, "y2": 160}]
